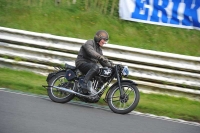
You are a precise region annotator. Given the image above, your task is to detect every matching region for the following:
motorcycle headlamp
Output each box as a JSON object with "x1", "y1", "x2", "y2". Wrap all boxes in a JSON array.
[{"x1": 122, "y1": 66, "x2": 129, "y2": 76}]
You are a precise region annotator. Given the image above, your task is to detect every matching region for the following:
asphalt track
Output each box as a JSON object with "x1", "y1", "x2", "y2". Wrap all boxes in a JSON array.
[{"x1": 0, "y1": 89, "x2": 199, "y2": 133}]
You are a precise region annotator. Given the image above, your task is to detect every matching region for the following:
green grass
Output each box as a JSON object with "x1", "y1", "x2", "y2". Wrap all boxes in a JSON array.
[
  {"x1": 0, "y1": 67, "x2": 47, "y2": 95},
  {"x1": 138, "y1": 93, "x2": 200, "y2": 122},
  {"x1": 0, "y1": 67, "x2": 200, "y2": 122},
  {"x1": 0, "y1": 0, "x2": 200, "y2": 56}
]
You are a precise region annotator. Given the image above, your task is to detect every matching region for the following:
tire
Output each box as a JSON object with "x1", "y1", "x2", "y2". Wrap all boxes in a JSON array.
[
  {"x1": 107, "y1": 82, "x2": 140, "y2": 114},
  {"x1": 47, "y1": 71, "x2": 75, "y2": 103}
]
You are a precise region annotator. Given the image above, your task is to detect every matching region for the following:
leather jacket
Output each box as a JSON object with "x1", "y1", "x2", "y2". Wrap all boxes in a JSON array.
[{"x1": 75, "y1": 39, "x2": 112, "y2": 68}]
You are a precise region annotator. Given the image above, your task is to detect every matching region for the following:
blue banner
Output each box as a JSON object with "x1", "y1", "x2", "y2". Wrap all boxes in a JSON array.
[{"x1": 119, "y1": 0, "x2": 200, "y2": 30}]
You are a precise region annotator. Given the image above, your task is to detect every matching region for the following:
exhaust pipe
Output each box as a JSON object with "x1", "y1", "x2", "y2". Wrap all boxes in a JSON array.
[
  {"x1": 43, "y1": 85, "x2": 100, "y2": 97},
  {"x1": 52, "y1": 86, "x2": 92, "y2": 97},
  {"x1": 53, "y1": 86, "x2": 76, "y2": 94}
]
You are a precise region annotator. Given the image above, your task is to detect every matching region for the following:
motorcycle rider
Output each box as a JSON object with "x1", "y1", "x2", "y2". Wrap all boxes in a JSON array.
[{"x1": 75, "y1": 30, "x2": 113, "y2": 94}]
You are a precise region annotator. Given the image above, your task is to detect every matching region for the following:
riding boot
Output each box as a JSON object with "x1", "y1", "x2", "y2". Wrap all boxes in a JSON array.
[{"x1": 79, "y1": 66, "x2": 99, "y2": 94}]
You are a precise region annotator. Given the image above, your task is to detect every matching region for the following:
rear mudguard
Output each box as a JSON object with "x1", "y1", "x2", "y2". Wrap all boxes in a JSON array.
[
  {"x1": 46, "y1": 70, "x2": 66, "y2": 82},
  {"x1": 104, "y1": 80, "x2": 137, "y2": 103}
]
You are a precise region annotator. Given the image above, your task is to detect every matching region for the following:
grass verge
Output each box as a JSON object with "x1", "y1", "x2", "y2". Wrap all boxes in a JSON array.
[
  {"x1": 0, "y1": 67, "x2": 200, "y2": 123},
  {"x1": 0, "y1": 0, "x2": 200, "y2": 56}
]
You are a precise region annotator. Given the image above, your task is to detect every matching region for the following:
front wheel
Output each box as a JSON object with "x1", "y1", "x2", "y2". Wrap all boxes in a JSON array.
[{"x1": 107, "y1": 82, "x2": 140, "y2": 114}]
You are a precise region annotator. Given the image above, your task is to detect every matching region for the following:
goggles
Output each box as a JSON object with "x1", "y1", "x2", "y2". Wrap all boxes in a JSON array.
[{"x1": 102, "y1": 38, "x2": 109, "y2": 43}]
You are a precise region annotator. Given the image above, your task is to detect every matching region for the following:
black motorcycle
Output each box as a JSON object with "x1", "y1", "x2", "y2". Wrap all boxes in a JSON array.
[{"x1": 43, "y1": 63, "x2": 140, "y2": 114}]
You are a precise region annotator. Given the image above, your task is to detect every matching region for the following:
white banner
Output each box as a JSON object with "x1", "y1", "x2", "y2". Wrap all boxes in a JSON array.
[{"x1": 119, "y1": 0, "x2": 200, "y2": 30}]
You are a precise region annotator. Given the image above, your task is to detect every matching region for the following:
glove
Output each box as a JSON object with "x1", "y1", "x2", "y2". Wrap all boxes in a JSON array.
[
  {"x1": 108, "y1": 60, "x2": 115, "y2": 67},
  {"x1": 98, "y1": 56, "x2": 108, "y2": 63}
]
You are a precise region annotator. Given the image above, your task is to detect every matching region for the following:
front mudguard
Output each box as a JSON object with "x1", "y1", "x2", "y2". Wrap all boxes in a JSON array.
[
  {"x1": 111, "y1": 80, "x2": 137, "y2": 87},
  {"x1": 104, "y1": 80, "x2": 137, "y2": 103}
]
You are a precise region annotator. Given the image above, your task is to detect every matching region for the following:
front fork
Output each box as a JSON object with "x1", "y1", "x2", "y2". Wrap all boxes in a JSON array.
[{"x1": 115, "y1": 65, "x2": 125, "y2": 99}]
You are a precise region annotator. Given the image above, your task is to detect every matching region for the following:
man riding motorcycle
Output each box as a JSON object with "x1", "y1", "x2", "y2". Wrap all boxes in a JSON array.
[{"x1": 75, "y1": 30, "x2": 113, "y2": 94}]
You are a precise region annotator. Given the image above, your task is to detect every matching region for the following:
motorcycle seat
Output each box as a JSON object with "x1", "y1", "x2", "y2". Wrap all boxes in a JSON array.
[{"x1": 65, "y1": 63, "x2": 76, "y2": 70}]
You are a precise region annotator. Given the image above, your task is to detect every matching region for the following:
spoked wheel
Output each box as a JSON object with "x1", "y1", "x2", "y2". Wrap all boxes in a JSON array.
[
  {"x1": 107, "y1": 82, "x2": 140, "y2": 114},
  {"x1": 47, "y1": 71, "x2": 75, "y2": 103}
]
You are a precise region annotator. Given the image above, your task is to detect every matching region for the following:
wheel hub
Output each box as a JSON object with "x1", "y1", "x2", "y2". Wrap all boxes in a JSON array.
[{"x1": 120, "y1": 94, "x2": 129, "y2": 103}]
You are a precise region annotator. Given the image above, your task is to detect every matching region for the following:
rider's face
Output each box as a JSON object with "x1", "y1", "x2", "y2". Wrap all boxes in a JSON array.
[{"x1": 99, "y1": 39, "x2": 108, "y2": 47}]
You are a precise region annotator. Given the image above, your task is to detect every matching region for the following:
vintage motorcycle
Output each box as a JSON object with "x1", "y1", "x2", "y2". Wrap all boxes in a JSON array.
[{"x1": 43, "y1": 63, "x2": 140, "y2": 114}]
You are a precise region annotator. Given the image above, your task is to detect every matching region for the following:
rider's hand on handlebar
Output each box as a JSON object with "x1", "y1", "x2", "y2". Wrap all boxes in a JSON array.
[
  {"x1": 108, "y1": 60, "x2": 115, "y2": 67},
  {"x1": 98, "y1": 56, "x2": 109, "y2": 63}
]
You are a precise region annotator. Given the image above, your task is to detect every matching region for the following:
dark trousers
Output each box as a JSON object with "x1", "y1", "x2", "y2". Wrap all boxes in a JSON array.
[{"x1": 78, "y1": 63, "x2": 99, "y2": 83}]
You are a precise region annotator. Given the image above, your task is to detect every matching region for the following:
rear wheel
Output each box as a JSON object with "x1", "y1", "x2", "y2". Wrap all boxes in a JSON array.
[
  {"x1": 47, "y1": 71, "x2": 75, "y2": 103},
  {"x1": 107, "y1": 82, "x2": 140, "y2": 114}
]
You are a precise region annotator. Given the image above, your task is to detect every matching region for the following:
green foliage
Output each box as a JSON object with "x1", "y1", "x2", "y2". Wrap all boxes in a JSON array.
[
  {"x1": 2, "y1": 56, "x2": 9, "y2": 59},
  {"x1": 14, "y1": 56, "x2": 22, "y2": 61}
]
